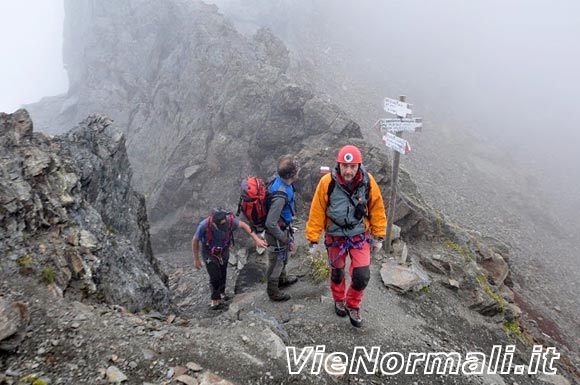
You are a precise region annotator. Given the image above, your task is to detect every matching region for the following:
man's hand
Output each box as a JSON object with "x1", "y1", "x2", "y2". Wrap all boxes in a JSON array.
[
  {"x1": 288, "y1": 238, "x2": 296, "y2": 253},
  {"x1": 193, "y1": 256, "x2": 202, "y2": 270},
  {"x1": 371, "y1": 237, "x2": 384, "y2": 255},
  {"x1": 253, "y1": 235, "x2": 268, "y2": 249}
]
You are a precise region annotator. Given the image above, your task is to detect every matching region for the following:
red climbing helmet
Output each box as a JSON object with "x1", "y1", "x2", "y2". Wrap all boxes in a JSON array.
[{"x1": 337, "y1": 145, "x2": 362, "y2": 164}]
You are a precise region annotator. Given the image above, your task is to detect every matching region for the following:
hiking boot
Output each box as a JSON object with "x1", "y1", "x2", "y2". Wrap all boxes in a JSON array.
[
  {"x1": 269, "y1": 291, "x2": 291, "y2": 301},
  {"x1": 334, "y1": 300, "x2": 347, "y2": 317},
  {"x1": 220, "y1": 293, "x2": 232, "y2": 302},
  {"x1": 279, "y1": 275, "x2": 298, "y2": 288},
  {"x1": 347, "y1": 306, "x2": 363, "y2": 328},
  {"x1": 210, "y1": 302, "x2": 225, "y2": 310},
  {"x1": 267, "y1": 279, "x2": 291, "y2": 302}
]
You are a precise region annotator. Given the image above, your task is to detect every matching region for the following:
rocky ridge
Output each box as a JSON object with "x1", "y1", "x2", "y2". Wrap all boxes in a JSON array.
[{"x1": 1, "y1": 111, "x2": 576, "y2": 384}]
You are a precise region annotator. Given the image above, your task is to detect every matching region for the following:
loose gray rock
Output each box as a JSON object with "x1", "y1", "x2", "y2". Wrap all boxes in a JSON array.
[
  {"x1": 106, "y1": 366, "x2": 127, "y2": 383},
  {"x1": 380, "y1": 259, "x2": 431, "y2": 293}
]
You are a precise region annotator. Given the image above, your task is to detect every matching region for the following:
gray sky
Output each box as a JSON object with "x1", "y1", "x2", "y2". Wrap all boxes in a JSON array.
[
  {"x1": 339, "y1": 0, "x2": 580, "y2": 204},
  {"x1": 0, "y1": 0, "x2": 578, "y2": 206},
  {"x1": 0, "y1": 0, "x2": 67, "y2": 113},
  {"x1": 207, "y1": 0, "x2": 580, "y2": 218}
]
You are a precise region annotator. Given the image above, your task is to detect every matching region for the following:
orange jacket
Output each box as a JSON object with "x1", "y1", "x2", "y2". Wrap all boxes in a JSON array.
[{"x1": 306, "y1": 171, "x2": 387, "y2": 242}]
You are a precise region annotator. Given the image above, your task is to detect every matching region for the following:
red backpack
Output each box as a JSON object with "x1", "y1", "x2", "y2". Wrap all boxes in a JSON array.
[{"x1": 237, "y1": 177, "x2": 269, "y2": 232}]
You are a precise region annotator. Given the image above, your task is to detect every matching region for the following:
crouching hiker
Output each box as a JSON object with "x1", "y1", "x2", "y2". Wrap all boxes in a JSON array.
[{"x1": 193, "y1": 208, "x2": 268, "y2": 310}]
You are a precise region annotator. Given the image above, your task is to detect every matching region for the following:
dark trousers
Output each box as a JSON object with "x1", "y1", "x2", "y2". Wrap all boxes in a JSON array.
[{"x1": 204, "y1": 251, "x2": 229, "y2": 300}]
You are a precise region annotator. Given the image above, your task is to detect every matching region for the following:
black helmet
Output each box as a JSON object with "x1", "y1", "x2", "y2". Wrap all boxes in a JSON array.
[{"x1": 211, "y1": 208, "x2": 229, "y2": 232}]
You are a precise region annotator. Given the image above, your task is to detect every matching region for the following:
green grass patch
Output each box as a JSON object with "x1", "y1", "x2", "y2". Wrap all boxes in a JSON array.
[
  {"x1": 476, "y1": 274, "x2": 506, "y2": 313},
  {"x1": 41, "y1": 267, "x2": 55, "y2": 285},
  {"x1": 18, "y1": 375, "x2": 48, "y2": 385},
  {"x1": 436, "y1": 215, "x2": 444, "y2": 238},
  {"x1": 445, "y1": 239, "x2": 475, "y2": 263},
  {"x1": 503, "y1": 320, "x2": 530, "y2": 344},
  {"x1": 306, "y1": 252, "x2": 330, "y2": 282},
  {"x1": 16, "y1": 255, "x2": 33, "y2": 267}
]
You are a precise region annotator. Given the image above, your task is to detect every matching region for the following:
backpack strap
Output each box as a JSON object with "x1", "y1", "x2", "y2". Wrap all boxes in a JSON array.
[
  {"x1": 227, "y1": 214, "x2": 235, "y2": 247},
  {"x1": 289, "y1": 183, "x2": 296, "y2": 217},
  {"x1": 236, "y1": 195, "x2": 242, "y2": 216},
  {"x1": 267, "y1": 179, "x2": 295, "y2": 221},
  {"x1": 205, "y1": 214, "x2": 234, "y2": 248},
  {"x1": 327, "y1": 178, "x2": 336, "y2": 203},
  {"x1": 206, "y1": 215, "x2": 214, "y2": 247}
]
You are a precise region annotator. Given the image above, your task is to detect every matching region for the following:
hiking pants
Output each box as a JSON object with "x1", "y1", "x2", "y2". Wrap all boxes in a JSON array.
[
  {"x1": 325, "y1": 234, "x2": 371, "y2": 309},
  {"x1": 266, "y1": 245, "x2": 289, "y2": 281},
  {"x1": 203, "y1": 250, "x2": 229, "y2": 300}
]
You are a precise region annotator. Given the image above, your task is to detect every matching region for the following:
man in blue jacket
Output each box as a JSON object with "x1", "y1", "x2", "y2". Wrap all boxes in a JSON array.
[{"x1": 265, "y1": 155, "x2": 300, "y2": 301}]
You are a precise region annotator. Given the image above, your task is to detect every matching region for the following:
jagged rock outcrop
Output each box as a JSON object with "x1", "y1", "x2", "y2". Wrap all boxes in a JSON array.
[
  {"x1": 0, "y1": 297, "x2": 29, "y2": 352},
  {"x1": 0, "y1": 110, "x2": 169, "y2": 314}
]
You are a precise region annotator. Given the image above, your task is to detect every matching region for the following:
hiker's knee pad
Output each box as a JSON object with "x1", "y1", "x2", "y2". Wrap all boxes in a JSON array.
[
  {"x1": 352, "y1": 266, "x2": 370, "y2": 291},
  {"x1": 331, "y1": 268, "x2": 345, "y2": 284}
]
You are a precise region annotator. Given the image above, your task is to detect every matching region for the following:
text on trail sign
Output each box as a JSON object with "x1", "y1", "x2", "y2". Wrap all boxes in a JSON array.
[
  {"x1": 384, "y1": 97, "x2": 412, "y2": 117},
  {"x1": 376, "y1": 118, "x2": 423, "y2": 133},
  {"x1": 382, "y1": 132, "x2": 411, "y2": 155}
]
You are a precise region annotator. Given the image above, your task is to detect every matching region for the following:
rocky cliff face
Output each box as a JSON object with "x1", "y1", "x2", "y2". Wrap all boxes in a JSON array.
[{"x1": 0, "y1": 110, "x2": 169, "y2": 313}]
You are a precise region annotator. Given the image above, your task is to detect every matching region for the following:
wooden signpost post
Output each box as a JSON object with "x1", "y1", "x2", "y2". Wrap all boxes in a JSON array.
[{"x1": 380, "y1": 95, "x2": 422, "y2": 259}]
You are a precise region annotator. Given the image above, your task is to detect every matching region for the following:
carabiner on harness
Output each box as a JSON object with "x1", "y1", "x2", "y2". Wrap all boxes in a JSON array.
[
  {"x1": 210, "y1": 246, "x2": 226, "y2": 265},
  {"x1": 324, "y1": 233, "x2": 369, "y2": 269},
  {"x1": 274, "y1": 240, "x2": 289, "y2": 263}
]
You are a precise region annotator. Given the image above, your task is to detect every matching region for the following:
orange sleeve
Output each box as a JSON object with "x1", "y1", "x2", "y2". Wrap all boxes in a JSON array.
[
  {"x1": 305, "y1": 173, "x2": 332, "y2": 243},
  {"x1": 367, "y1": 173, "x2": 387, "y2": 238}
]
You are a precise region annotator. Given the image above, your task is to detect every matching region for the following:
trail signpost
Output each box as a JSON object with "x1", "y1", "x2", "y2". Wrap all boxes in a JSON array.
[{"x1": 379, "y1": 96, "x2": 423, "y2": 260}]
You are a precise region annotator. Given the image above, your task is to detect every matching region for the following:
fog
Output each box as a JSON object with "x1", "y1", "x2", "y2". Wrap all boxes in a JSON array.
[
  {"x1": 0, "y1": 0, "x2": 67, "y2": 113},
  {"x1": 328, "y1": 1, "x2": 580, "y2": 177},
  {"x1": 208, "y1": 0, "x2": 580, "y2": 225},
  {"x1": 345, "y1": 0, "x2": 580, "y2": 217},
  {"x1": 1, "y1": 0, "x2": 579, "y2": 216}
]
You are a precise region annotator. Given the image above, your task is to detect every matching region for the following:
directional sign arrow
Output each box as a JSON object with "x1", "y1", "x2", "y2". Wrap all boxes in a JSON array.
[
  {"x1": 382, "y1": 132, "x2": 411, "y2": 154},
  {"x1": 384, "y1": 97, "x2": 412, "y2": 117},
  {"x1": 378, "y1": 118, "x2": 423, "y2": 133}
]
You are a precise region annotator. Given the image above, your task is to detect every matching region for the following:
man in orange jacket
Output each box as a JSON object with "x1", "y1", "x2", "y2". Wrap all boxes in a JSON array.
[{"x1": 306, "y1": 145, "x2": 387, "y2": 327}]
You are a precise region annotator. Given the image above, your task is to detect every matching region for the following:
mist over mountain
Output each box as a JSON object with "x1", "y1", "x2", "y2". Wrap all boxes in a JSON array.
[
  {"x1": 2, "y1": 1, "x2": 579, "y2": 384},
  {"x1": 206, "y1": 0, "x2": 580, "y2": 229},
  {"x1": 205, "y1": 0, "x2": 580, "y2": 323}
]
